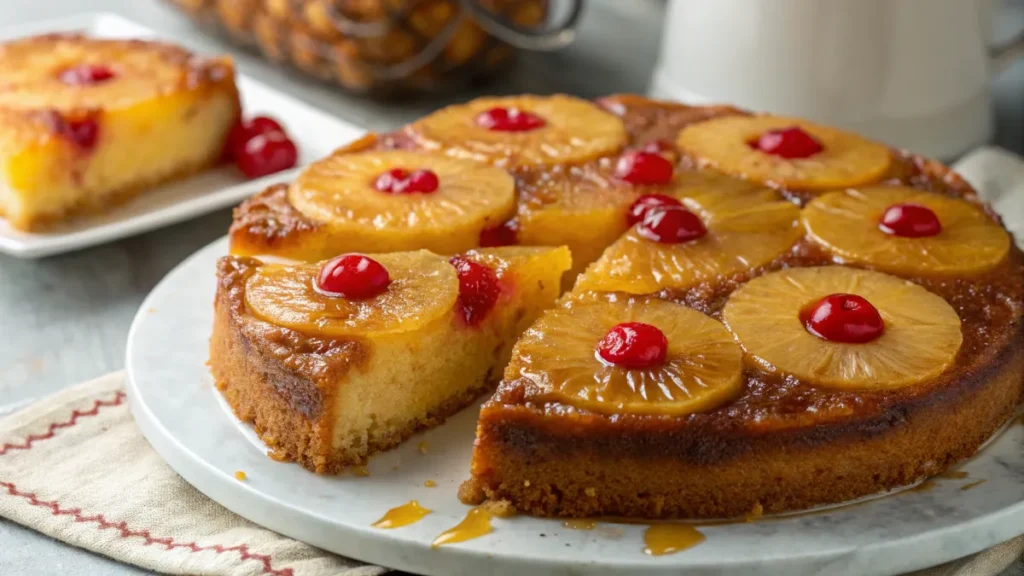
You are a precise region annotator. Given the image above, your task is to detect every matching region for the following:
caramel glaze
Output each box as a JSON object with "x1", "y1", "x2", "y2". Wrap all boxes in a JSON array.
[
  {"x1": 0, "y1": 33, "x2": 235, "y2": 96},
  {"x1": 232, "y1": 92, "x2": 1000, "y2": 264},
  {"x1": 229, "y1": 94, "x2": 1024, "y2": 451},
  {"x1": 486, "y1": 244, "x2": 1023, "y2": 464},
  {"x1": 470, "y1": 94, "x2": 1024, "y2": 464},
  {"x1": 0, "y1": 34, "x2": 237, "y2": 151}
]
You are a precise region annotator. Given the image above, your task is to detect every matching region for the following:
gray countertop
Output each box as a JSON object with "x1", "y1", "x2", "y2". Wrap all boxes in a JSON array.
[{"x1": 1, "y1": 0, "x2": 1024, "y2": 574}]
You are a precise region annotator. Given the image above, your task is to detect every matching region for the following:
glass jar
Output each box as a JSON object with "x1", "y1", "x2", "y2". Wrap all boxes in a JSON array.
[{"x1": 165, "y1": 0, "x2": 583, "y2": 96}]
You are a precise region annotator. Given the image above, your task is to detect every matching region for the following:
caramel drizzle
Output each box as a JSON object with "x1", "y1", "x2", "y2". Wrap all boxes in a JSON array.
[
  {"x1": 643, "y1": 524, "x2": 706, "y2": 556},
  {"x1": 432, "y1": 507, "x2": 492, "y2": 548},
  {"x1": 371, "y1": 500, "x2": 431, "y2": 529}
]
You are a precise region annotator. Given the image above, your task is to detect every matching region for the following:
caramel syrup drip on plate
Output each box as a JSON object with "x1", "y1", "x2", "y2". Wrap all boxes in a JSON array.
[
  {"x1": 562, "y1": 519, "x2": 598, "y2": 530},
  {"x1": 961, "y1": 479, "x2": 987, "y2": 491},
  {"x1": 643, "y1": 524, "x2": 706, "y2": 556},
  {"x1": 432, "y1": 507, "x2": 492, "y2": 548},
  {"x1": 371, "y1": 500, "x2": 431, "y2": 529},
  {"x1": 909, "y1": 480, "x2": 936, "y2": 493}
]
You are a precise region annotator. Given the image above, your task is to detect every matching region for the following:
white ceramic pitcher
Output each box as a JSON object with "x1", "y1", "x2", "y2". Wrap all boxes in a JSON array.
[{"x1": 650, "y1": 0, "x2": 1024, "y2": 159}]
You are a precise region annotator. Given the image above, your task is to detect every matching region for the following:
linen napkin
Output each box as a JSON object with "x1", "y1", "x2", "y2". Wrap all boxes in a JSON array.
[{"x1": 2, "y1": 147, "x2": 1024, "y2": 576}]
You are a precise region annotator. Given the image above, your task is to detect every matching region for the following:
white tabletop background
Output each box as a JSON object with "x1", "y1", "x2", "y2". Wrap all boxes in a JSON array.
[{"x1": 1, "y1": 0, "x2": 1023, "y2": 574}]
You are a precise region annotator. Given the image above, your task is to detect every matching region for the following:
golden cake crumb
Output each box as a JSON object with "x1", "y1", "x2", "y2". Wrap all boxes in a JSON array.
[
  {"x1": 417, "y1": 441, "x2": 429, "y2": 454},
  {"x1": 425, "y1": 480, "x2": 437, "y2": 487},
  {"x1": 480, "y1": 499, "x2": 516, "y2": 518},
  {"x1": 234, "y1": 471, "x2": 247, "y2": 481},
  {"x1": 745, "y1": 503, "x2": 764, "y2": 522}
]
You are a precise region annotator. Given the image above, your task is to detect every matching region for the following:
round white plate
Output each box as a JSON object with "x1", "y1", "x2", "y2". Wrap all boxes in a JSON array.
[{"x1": 126, "y1": 237, "x2": 1024, "y2": 576}]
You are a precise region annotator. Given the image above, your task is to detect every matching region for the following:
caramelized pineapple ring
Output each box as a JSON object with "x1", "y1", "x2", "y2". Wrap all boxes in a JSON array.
[
  {"x1": 574, "y1": 178, "x2": 802, "y2": 295},
  {"x1": 802, "y1": 186, "x2": 1011, "y2": 276},
  {"x1": 289, "y1": 150, "x2": 516, "y2": 254},
  {"x1": 676, "y1": 116, "x2": 891, "y2": 191},
  {"x1": 245, "y1": 251, "x2": 459, "y2": 336},
  {"x1": 0, "y1": 35, "x2": 218, "y2": 112},
  {"x1": 510, "y1": 297, "x2": 743, "y2": 416},
  {"x1": 407, "y1": 95, "x2": 627, "y2": 168},
  {"x1": 722, "y1": 266, "x2": 962, "y2": 390}
]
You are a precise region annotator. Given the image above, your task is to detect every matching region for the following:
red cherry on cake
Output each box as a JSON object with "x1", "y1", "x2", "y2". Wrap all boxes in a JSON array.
[
  {"x1": 878, "y1": 203, "x2": 942, "y2": 238},
  {"x1": 317, "y1": 254, "x2": 391, "y2": 299},
  {"x1": 475, "y1": 107, "x2": 546, "y2": 132},
  {"x1": 753, "y1": 126, "x2": 823, "y2": 159},
  {"x1": 615, "y1": 150, "x2": 674, "y2": 185},
  {"x1": 226, "y1": 116, "x2": 284, "y2": 160},
  {"x1": 627, "y1": 194, "x2": 683, "y2": 226},
  {"x1": 636, "y1": 206, "x2": 707, "y2": 244},
  {"x1": 374, "y1": 168, "x2": 440, "y2": 194},
  {"x1": 58, "y1": 64, "x2": 116, "y2": 85},
  {"x1": 236, "y1": 131, "x2": 298, "y2": 178},
  {"x1": 450, "y1": 256, "x2": 501, "y2": 327},
  {"x1": 479, "y1": 219, "x2": 518, "y2": 247},
  {"x1": 800, "y1": 293, "x2": 885, "y2": 344},
  {"x1": 597, "y1": 322, "x2": 668, "y2": 369},
  {"x1": 44, "y1": 111, "x2": 100, "y2": 151}
]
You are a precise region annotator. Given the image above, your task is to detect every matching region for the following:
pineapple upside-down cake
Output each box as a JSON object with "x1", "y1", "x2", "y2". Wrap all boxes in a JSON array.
[
  {"x1": 0, "y1": 34, "x2": 241, "y2": 230},
  {"x1": 214, "y1": 93, "x2": 1023, "y2": 519}
]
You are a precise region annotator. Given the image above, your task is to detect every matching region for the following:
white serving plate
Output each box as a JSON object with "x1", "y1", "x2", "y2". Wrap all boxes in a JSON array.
[
  {"x1": 0, "y1": 13, "x2": 363, "y2": 258},
  {"x1": 125, "y1": 236, "x2": 1024, "y2": 576}
]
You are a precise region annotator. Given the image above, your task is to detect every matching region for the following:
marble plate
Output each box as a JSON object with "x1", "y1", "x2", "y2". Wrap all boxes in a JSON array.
[
  {"x1": 126, "y1": 236, "x2": 1024, "y2": 576},
  {"x1": 0, "y1": 13, "x2": 363, "y2": 258}
]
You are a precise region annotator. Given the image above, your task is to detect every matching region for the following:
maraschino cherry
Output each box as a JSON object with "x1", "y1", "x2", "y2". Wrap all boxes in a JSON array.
[
  {"x1": 753, "y1": 126, "x2": 823, "y2": 159},
  {"x1": 374, "y1": 168, "x2": 440, "y2": 194},
  {"x1": 226, "y1": 115, "x2": 299, "y2": 178},
  {"x1": 45, "y1": 111, "x2": 100, "y2": 151},
  {"x1": 449, "y1": 256, "x2": 500, "y2": 327},
  {"x1": 800, "y1": 293, "x2": 885, "y2": 344},
  {"x1": 597, "y1": 322, "x2": 668, "y2": 369},
  {"x1": 627, "y1": 194, "x2": 683, "y2": 226},
  {"x1": 479, "y1": 219, "x2": 518, "y2": 247},
  {"x1": 236, "y1": 132, "x2": 298, "y2": 178},
  {"x1": 636, "y1": 206, "x2": 707, "y2": 244},
  {"x1": 879, "y1": 203, "x2": 942, "y2": 238},
  {"x1": 58, "y1": 64, "x2": 116, "y2": 85},
  {"x1": 475, "y1": 107, "x2": 545, "y2": 132},
  {"x1": 615, "y1": 150, "x2": 674, "y2": 185},
  {"x1": 226, "y1": 116, "x2": 284, "y2": 160},
  {"x1": 316, "y1": 254, "x2": 390, "y2": 299}
]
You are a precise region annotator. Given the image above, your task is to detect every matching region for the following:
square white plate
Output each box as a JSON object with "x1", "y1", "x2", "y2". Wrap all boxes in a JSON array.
[{"x1": 0, "y1": 12, "x2": 364, "y2": 258}]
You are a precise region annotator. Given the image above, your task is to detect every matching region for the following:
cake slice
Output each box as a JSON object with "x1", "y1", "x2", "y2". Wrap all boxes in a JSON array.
[
  {"x1": 0, "y1": 34, "x2": 240, "y2": 230},
  {"x1": 210, "y1": 245, "x2": 571, "y2": 473}
]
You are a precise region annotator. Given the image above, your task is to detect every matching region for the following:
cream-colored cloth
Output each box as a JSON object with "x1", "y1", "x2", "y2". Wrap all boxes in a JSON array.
[
  {"x1": 0, "y1": 372, "x2": 1020, "y2": 575},
  {"x1": 0, "y1": 372, "x2": 385, "y2": 576}
]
